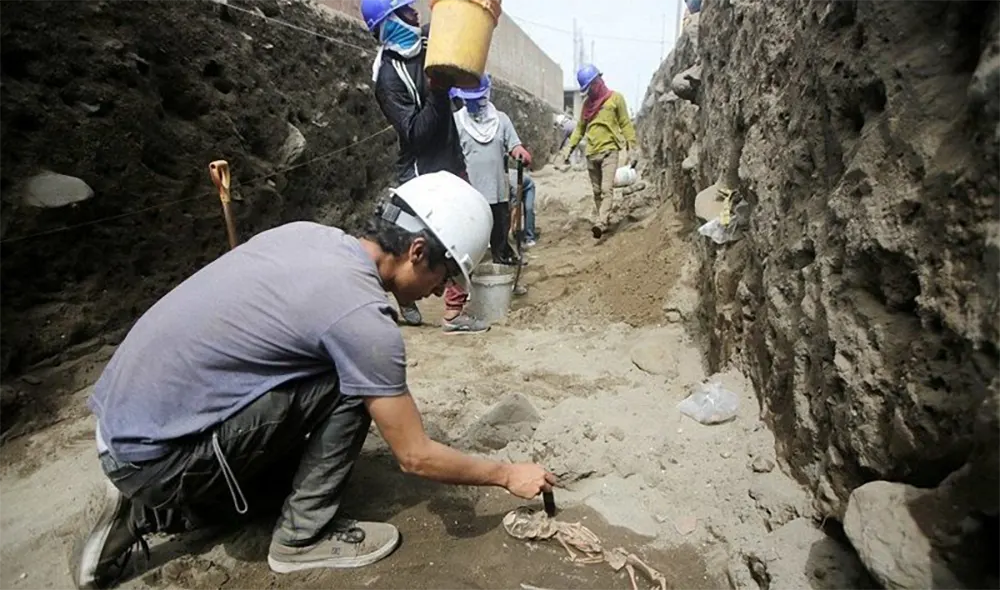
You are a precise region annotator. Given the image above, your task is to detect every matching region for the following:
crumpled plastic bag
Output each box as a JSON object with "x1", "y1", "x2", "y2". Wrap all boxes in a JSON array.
[
  {"x1": 677, "y1": 381, "x2": 739, "y2": 424},
  {"x1": 697, "y1": 218, "x2": 739, "y2": 244},
  {"x1": 697, "y1": 199, "x2": 749, "y2": 245}
]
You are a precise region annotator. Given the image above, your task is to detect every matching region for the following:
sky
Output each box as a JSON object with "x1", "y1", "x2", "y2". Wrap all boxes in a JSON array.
[{"x1": 500, "y1": 0, "x2": 686, "y2": 115}]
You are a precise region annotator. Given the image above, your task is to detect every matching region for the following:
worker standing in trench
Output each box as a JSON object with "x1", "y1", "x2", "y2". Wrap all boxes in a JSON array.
[
  {"x1": 450, "y1": 74, "x2": 534, "y2": 264},
  {"x1": 72, "y1": 172, "x2": 555, "y2": 589},
  {"x1": 562, "y1": 64, "x2": 638, "y2": 239},
  {"x1": 363, "y1": 0, "x2": 489, "y2": 334}
]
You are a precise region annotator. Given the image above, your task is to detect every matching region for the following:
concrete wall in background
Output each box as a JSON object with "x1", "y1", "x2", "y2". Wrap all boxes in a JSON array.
[{"x1": 317, "y1": 0, "x2": 563, "y2": 109}]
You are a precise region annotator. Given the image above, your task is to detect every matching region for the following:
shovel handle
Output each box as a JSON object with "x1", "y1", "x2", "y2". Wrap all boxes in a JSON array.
[{"x1": 209, "y1": 160, "x2": 239, "y2": 250}]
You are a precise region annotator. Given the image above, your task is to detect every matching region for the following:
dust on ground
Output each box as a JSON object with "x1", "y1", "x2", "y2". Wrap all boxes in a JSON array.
[{"x1": 1, "y1": 167, "x2": 833, "y2": 590}]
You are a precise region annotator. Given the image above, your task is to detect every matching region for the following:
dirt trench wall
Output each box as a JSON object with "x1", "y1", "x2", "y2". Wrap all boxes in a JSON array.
[
  {"x1": 490, "y1": 79, "x2": 561, "y2": 171},
  {"x1": 0, "y1": 0, "x2": 396, "y2": 379},
  {"x1": 0, "y1": 0, "x2": 559, "y2": 384},
  {"x1": 638, "y1": 0, "x2": 999, "y2": 529}
]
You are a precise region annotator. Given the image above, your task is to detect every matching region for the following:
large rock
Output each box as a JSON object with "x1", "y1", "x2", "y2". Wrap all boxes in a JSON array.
[{"x1": 844, "y1": 481, "x2": 966, "y2": 590}]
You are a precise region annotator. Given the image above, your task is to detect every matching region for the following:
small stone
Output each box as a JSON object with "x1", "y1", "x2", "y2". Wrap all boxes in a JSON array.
[
  {"x1": 19, "y1": 573, "x2": 26, "y2": 580},
  {"x1": 21, "y1": 375, "x2": 41, "y2": 385},
  {"x1": 406, "y1": 359, "x2": 418, "y2": 368},
  {"x1": 23, "y1": 171, "x2": 94, "y2": 208},
  {"x1": 663, "y1": 309, "x2": 683, "y2": 323},
  {"x1": 720, "y1": 451, "x2": 732, "y2": 459},
  {"x1": 608, "y1": 426, "x2": 625, "y2": 441},
  {"x1": 675, "y1": 515, "x2": 698, "y2": 535},
  {"x1": 751, "y1": 457, "x2": 775, "y2": 473}
]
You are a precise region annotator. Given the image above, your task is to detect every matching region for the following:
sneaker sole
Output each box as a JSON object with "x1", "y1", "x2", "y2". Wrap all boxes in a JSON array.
[
  {"x1": 441, "y1": 326, "x2": 491, "y2": 335},
  {"x1": 266, "y1": 528, "x2": 401, "y2": 573},
  {"x1": 72, "y1": 480, "x2": 125, "y2": 589}
]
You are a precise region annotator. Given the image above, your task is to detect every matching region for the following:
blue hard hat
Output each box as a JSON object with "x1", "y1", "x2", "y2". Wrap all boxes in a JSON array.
[
  {"x1": 360, "y1": 0, "x2": 417, "y2": 32},
  {"x1": 452, "y1": 74, "x2": 492, "y2": 100},
  {"x1": 577, "y1": 64, "x2": 601, "y2": 93}
]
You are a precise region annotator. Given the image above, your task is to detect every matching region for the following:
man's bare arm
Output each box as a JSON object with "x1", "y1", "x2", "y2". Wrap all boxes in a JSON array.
[{"x1": 365, "y1": 392, "x2": 553, "y2": 498}]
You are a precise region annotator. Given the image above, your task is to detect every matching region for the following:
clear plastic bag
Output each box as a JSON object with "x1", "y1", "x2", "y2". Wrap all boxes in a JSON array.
[
  {"x1": 697, "y1": 199, "x2": 749, "y2": 245},
  {"x1": 677, "y1": 381, "x2": 740, "y2": 424}
]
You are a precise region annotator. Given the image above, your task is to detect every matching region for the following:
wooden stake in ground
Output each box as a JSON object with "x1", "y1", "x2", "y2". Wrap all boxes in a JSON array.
[{"x1": 209, "y1": 160, "x2": 238, "y2": 249}]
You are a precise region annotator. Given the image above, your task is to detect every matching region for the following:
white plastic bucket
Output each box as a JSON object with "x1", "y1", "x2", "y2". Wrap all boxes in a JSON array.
[
  {"x1": 466, "y1": 262, "x2": 516, "y2": 325},
  {"x1": 613, "y1": 165, "x2": 638, "y2": 187}
]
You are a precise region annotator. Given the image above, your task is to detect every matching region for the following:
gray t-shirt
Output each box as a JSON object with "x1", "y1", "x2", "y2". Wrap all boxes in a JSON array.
[
  {"x1": 88, "y1": 221, "x2": 406, "y2": 463},
  {"x1": 454, "y1": 110, "x2": 521, "y2": 204}
]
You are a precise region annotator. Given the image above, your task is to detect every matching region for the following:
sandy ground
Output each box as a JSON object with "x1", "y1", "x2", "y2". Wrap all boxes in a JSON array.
[{"x1": 0, "y1": 167, "x2": 834, "y2": 590}]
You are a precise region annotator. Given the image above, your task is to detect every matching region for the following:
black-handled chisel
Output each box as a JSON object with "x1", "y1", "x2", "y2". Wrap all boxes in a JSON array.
[{"x1": 543, "y1": 490, "x2": 556, "y2": 517}]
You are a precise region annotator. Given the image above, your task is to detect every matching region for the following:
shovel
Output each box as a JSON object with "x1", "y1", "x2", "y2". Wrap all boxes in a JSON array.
[{"x1": 510, "y1": 156, "x2": 527, "y2": 295}]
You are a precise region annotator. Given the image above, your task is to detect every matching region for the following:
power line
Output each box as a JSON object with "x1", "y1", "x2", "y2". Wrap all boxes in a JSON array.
[
  {"x1": 507, "y1": 13, "x2": 663, "y2": 45},
  {"x1": 221, "y1": 2, "x2": 374, "y2": 52}
]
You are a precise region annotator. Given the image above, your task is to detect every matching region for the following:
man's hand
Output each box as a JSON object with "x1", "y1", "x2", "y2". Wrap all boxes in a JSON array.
[
  {"x1": 502, "y1": 463, "x2": 556, "y2": 499},
  {"x1": 511, "y1": 145, "x2": 532, "y2": 167},
  {"x1": 427, "y1": 73, "x2": 453, "y2": 94}
]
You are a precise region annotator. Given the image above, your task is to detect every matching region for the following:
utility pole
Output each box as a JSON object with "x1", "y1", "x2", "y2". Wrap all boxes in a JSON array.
[
  {"x1": 590, "y1": 40, "x2": 595, "y2": 64},
  {"x1": 675, "y1": 0, "x2": 684, "y2": 43},
  {"x1": 572, "y1": 18, "x2": 578, "y2": 76},
  {"x1": 660, "y1": 12, "x2": 666, "y2": 60}
]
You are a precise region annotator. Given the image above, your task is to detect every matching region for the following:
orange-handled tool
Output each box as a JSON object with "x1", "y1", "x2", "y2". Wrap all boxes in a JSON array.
[{"x1": 209, "y1": 160, "x2": 238, "y2": 250}]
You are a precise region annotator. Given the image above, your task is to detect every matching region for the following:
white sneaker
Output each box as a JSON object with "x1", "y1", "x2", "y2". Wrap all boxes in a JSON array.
[{"x1": 268, "y1": 520, "x2": 400, "y2": 573}]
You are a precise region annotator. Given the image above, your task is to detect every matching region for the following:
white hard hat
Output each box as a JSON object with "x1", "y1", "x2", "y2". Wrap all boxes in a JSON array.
[{"x1": 388, "y1": 171, "x2": 493, "y2": 293}]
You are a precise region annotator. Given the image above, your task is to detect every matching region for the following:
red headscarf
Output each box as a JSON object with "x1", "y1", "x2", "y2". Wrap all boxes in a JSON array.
[{"x1": 581, "y1": 76, "x2": 614, "y2": 123}]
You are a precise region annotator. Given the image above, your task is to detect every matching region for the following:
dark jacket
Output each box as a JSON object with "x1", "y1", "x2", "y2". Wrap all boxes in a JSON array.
[{"x1": 373, "y1": 26, "x2": 466, "y2": 185}]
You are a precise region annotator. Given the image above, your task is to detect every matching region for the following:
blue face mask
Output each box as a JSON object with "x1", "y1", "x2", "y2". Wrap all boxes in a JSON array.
[
  {"x1": 380, "y1": 14, "x2": 422, "y2": 57},
  {"x1": 466, "y1": 97, "x2": 489, "y2": 114}
]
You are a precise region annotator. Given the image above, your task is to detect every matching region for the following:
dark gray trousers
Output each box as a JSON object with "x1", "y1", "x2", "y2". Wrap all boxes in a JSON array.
[{"x1": 99, "y1": 371, "x2": 371, "y2": 547}]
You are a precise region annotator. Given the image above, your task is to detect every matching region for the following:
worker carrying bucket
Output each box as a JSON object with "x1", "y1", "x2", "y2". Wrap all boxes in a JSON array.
[
  {"x1": 363, "y1": 0, "x2": 491, "y2": 334},
  {"x1": 561, "y1": 64, "x2": 639, "y2": 240},
  {"x1": 72, "y1": 171, "x2": 555, "y2": 588}
]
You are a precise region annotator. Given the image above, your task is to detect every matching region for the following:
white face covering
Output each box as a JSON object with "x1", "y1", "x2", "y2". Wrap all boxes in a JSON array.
[{"x1": 456, "y1": 101, "x2": 500, "y2": 144}]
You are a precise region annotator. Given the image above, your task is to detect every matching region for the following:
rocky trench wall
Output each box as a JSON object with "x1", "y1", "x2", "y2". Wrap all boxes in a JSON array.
[{"x1": 638, "y1": 1, "x2": 999, "y2": 586}]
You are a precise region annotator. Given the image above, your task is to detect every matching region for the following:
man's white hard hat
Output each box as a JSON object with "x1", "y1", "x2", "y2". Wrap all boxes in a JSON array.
[{"x1": 389, "y1": 171, "x2": 493, "y2": 294}]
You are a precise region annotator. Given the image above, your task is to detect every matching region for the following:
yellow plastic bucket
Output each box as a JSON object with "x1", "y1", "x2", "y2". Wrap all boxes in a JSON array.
[{"x1": 424, "y1": 0, "x2": 502, "y2": 88}]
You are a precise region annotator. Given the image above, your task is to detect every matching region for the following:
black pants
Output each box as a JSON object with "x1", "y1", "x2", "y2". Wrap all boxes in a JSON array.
[
  {"x1": 489, "y1": 202, "x2": 515, "y2": 263},
  {"x1": 99, "y1": 371, "x2": 371, "y2": 547}
]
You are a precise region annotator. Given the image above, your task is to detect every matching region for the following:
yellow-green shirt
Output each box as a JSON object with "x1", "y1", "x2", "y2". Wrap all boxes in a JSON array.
[{"x1": 567, "y1": 91, "x2": 637, "y2": 158}]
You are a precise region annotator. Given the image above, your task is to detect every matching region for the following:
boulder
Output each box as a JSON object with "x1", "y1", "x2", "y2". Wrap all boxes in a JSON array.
[{"x1": 844, "y1": 481, "x2": 966, "y2": 590}]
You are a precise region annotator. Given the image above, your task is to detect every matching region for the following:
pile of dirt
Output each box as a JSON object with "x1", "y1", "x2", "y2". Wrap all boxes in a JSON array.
[
  {"x1": 638, "y1": 0, "x2": 999, "y2": 586},
  {"x1": 507, "y1": 167, "x2": 695, "y2": 330}
]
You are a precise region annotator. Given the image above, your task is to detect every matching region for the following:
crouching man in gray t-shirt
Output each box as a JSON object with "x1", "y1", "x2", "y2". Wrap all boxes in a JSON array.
[{"x1": 74, "y1": 172, "x2": 555, "y2": 589}]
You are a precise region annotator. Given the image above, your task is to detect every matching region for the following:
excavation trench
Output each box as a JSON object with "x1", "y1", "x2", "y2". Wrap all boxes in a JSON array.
[{"x1": 0, "y1": 167, "x2": 867, "y2": 590}]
